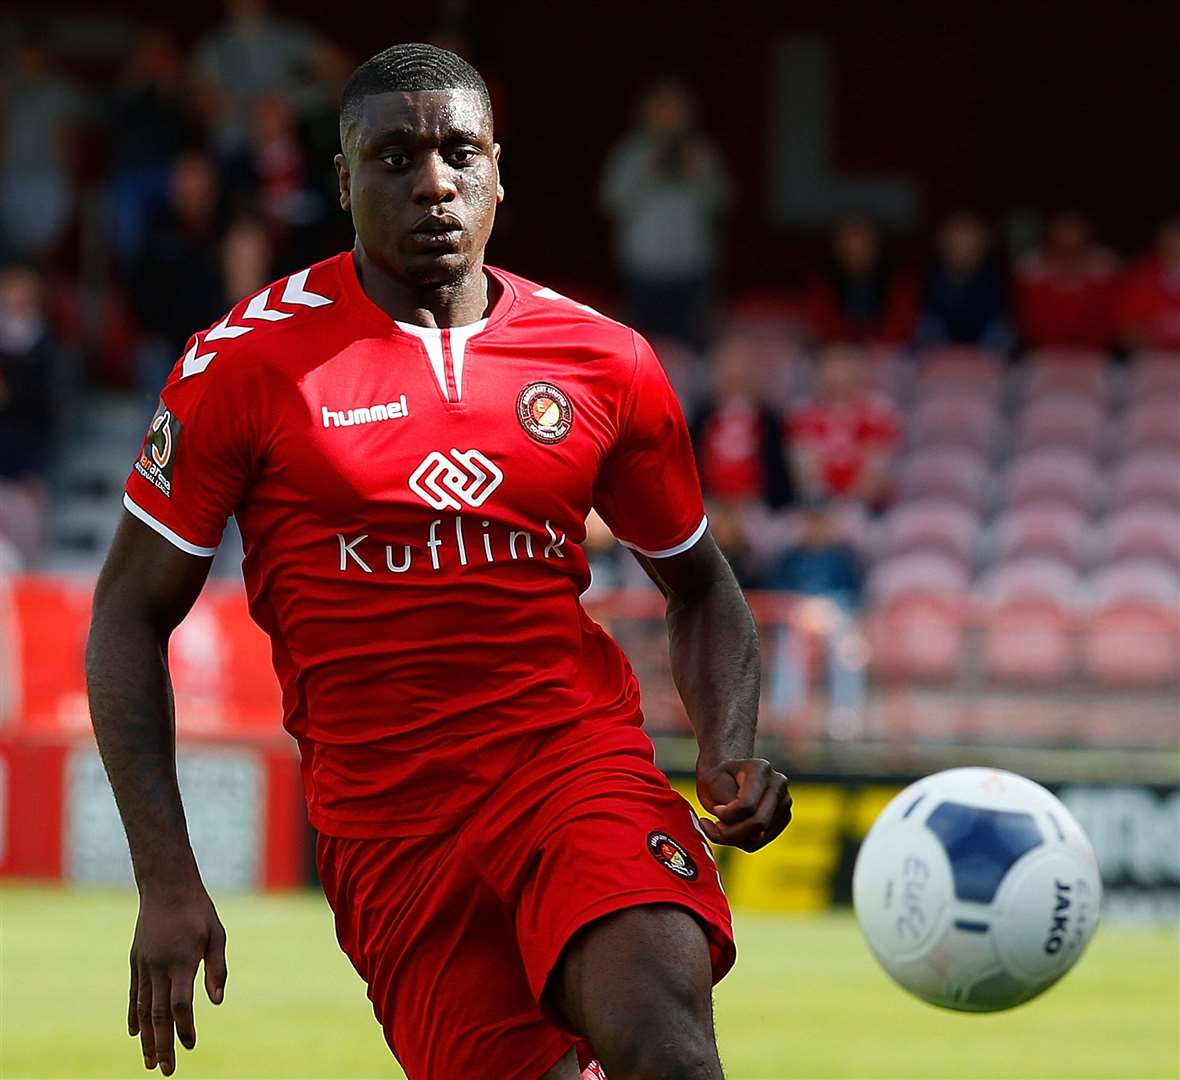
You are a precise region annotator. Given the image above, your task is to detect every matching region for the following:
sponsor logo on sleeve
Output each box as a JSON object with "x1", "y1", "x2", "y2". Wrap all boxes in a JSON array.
[
  {"x1": 134, "y1": 401, "x2": 182, "y2": 497},
  {"x1": 647, "y1": 831, "x2": 699, "y2": 880},
  {"x1": 517, "y1": 381, "x2": 573, "y2": 444}
]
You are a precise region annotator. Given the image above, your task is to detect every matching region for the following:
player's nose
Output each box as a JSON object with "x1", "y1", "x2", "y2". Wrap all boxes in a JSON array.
[{"x1": 411, "y1": 152, "x2": 457, "y2": 204}]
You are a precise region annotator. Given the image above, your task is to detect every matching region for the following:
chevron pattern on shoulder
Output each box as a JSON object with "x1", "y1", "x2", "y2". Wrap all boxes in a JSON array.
[
  {"x1": 282, "y1": 268, "x2": 332, "y2": 308},
  {"x1": 178, "y1": 268, "x2": 334, "y2": 378}
]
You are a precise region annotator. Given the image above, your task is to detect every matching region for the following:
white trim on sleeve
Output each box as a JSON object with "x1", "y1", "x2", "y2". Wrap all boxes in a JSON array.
[
  {"x1": 619, "y1": 514, "x2": 709, "y2": 559},
  {"x1": 122, "y1": 493, "x2": 219, "y2": 557}
]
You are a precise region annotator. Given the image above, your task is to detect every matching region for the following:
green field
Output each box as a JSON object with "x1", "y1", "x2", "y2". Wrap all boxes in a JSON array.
[{"x1": 2, "y1": 884, "x2": 1177, "y2": 1079}]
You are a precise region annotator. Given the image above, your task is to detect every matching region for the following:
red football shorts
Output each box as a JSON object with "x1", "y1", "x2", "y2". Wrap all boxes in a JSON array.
[{"x1": 315, "y1": 746, "x2": 735, "y2": 1080}]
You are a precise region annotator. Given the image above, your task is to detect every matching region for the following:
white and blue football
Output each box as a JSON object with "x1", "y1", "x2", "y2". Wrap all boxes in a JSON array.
[{"x1": 853, "y1": 767, "x2": 1102, "y2": 1012}]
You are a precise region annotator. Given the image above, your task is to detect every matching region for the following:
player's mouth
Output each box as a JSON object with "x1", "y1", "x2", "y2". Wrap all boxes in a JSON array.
[
  {"x1": 408, "y1": 230, "x2": 463, "y2": 251},
  {"x1": 409, "y1": 214, "x2": 464, "y2": 251}
]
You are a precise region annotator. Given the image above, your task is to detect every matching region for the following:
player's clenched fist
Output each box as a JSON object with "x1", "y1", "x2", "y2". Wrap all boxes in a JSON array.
[
  {"x1": 696, "y1": 758, "x2": 793, "y2": 852},
  {"x1": 129, "y1": 885, "x2": 227, "y2": 1075}
]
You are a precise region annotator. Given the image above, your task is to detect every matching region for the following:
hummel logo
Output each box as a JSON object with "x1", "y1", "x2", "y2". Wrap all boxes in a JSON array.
[
  {"x1": 322, "y1": 395, "x2": 409, "y2": 428},
  {"x1": 409, "y1": 449, "x2": 503, "y2": 510}
]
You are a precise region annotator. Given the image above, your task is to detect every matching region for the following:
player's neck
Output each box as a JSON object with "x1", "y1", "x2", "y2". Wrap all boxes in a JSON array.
[{"x1": 352, "y1": 246, "x2": 494, "y2": 329}]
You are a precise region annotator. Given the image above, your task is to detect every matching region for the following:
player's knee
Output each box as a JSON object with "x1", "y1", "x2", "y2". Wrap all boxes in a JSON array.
[
  {"x1": 598, "y1": 979, "x2": 721, "y2": 1080},
  {"x1": 604, "y1": 1022, "x2": 721, "y2": 1080}
]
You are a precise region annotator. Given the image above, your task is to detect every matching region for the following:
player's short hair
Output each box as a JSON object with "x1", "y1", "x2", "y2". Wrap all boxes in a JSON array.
[{"x1": 339, "y1": 43, "x2": 492, "y2": 153}]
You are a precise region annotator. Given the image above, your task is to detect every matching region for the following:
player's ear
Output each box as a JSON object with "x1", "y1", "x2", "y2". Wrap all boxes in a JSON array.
[
  {"x1": 335, "y1": 153, "x2": 351, "y2": 213},
  {"x1": 493, "y1": 143, "x2": 504, "y2": 204}
]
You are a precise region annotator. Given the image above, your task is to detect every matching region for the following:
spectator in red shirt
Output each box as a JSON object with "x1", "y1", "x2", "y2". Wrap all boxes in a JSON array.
[
  {"x1": 790, "y1": 344, "x2": 900, "y2": 510},
  {"x1": 1014, "y1": 211, "x2": 1120, "y2": 349},
  {"x1": 803, "y1": 214, "x2": 918, "y2": 345},
  {"x1": 1117, "y1": 217, "x2": 1180, "y2": 352},
  {"x1": 690, "y1": 335, "x2": 792, "y2": 511}
]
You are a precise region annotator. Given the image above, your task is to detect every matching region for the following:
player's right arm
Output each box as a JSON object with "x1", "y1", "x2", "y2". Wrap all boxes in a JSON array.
[
  {"x1": 87, "y1": 519, "x2": 227, "y2": 1077},
  {"x1": 88, "y1": 328, "x2": 260, "y2": 1075}
]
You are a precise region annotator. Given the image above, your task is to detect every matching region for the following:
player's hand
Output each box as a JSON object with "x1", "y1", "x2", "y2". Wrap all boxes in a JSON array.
[
  {"x1": 129, "y1": 882, "x2": 227, "y2": 1075},
  {"x1": 696, "y1": 758, "x2": 792, "y2": 852}
]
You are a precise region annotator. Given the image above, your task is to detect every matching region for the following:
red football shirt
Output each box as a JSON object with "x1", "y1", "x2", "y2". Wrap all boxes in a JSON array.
[{"x1": 123, "y1": 251, "x2": 707, "y2": 837}]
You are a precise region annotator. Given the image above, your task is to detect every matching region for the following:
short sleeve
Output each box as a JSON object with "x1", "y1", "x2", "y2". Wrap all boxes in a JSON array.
[
  {"x1": 122, "y1": 340, "x2": 258, "y2": 556},
  {"x1": 592, "y1": 333, "x2": 707, "y2": 557}
]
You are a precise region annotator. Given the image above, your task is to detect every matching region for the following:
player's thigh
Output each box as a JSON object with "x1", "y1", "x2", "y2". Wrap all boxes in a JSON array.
[
  {"x1": 318, "y1": 831, "x2": 576, "y2": 1080},
  {"x1": 512, "y1": 767, "x2": 735, "y2": 1065},
  {"x1": 551, "y1": 901, "x2": 717, "y2": 1039}
]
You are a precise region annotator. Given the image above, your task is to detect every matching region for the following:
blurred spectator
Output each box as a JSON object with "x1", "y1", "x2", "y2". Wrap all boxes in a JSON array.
[
  {"x1": 600, "y1": 79, "x2": 729, "y2": 351},
  {"x1": 220, "y1": 217, "x2": 274, "y2": 305},
  {"x1": 766, "y1": 499, "x2": 867, "y2": 736},
  {"x1": 131, "y1": 153, "x2": 230, "y2": 387},
  {"x1": 223, "y1": 92, "x2": 326, "y2": 270},
  {"x1": 0, "y1": 265, "x2": 61, "y2": 566},
  {"x1": 1117, "y1": 217, "x2": 1180, "y2": 352},
  {"x1": 803, "y1": 215, "x2": 918, "y2": 345},
  {"x1": 0, "y1": 265, "x2": 58, "y2": 480},
  {"x1": 0, "y1": 32, "x2": 84, "y2": 261},
  {"x1": 1013, "y1": 211, "x2": 1119, "y2": 349},
  {"x1": 790, "y1": 344, "x2": 900, "y2": 511},
  {"x1": 193, "y1": 0, "x2": 350, "y2": 157},
  {"x1": 107, "y1": 29, "x2": 197, "y2": 266},
  {"x1": 918, "y1": 212, "x2": 1014, "y2": 350},
  {"x1": 690, "y1": 336, "x2": 792, "y2": 511}
]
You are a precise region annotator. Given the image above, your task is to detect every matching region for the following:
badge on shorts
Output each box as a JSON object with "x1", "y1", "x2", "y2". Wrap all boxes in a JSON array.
[
  {"x1": 647, "y1": 831, "x2": 698, "y2": 880},
  {"x1": 516, "y1": 381, "x2": 573, "y2": 444}
]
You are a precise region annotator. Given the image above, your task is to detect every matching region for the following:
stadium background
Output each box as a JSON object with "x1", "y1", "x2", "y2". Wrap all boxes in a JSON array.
[{"x1": 0, "y1": 2, "x2": 1177, "y2": 1078}]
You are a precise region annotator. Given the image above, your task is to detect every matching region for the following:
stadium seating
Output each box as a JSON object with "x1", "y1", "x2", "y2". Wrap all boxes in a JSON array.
[
  {"x1": 1126, "y1": 352, "x2": 1180, "y2": 401},
  {"x1": 1120, "y1": 398, "x2": 1180, "y2": 456},
  {"x1": 989, "y1": 504, "x2": 1090, "y2": 568},
  {"x1": 880, "y1": 500, "x2": 979, "y2": 565},
  {"x1": 1013, "y1": 394, "x2": 1107, "y2": 456},
  {"x1": 981, "y1": 596, "x2": 1074, "y2": 685},
  {"x1": 907, "y1": 394, "x2": 998, "y2": 454},
  {"x1": 1006, "y1": 448, "x2": 1099, "y2": 511},
  {"x1": 1022, "y1": 350, "x2": 1110, "y2": 403},
  {"x1": 897, "y1": 447, "x2": 990, "y2": 509},
  {"x1": 1095, "y1": 507, "x2": 1180, "y2": 570},
  {"x1": 1109, "y1": 453, "x2": 1180, "y2": 511}
]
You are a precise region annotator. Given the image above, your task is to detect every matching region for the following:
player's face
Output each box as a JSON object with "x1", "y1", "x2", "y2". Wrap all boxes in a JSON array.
[{"x1": 337, "y1": 89, "x2": 502, "y2": 288}]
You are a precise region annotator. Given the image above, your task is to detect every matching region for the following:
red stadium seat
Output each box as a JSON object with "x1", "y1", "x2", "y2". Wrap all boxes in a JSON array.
[
  {"x1": 916, "y1": 347, "x2": 1005, "y2": 396},
  {"x1": 1109, "y1": 453, "x2": 1180, "y2": 512},
  {"x1": 881, "y1": 500, "x2": 979, "y2": 565},
  {"x1": 907, "y1": 394, "x2": 998, "y2": 453},
  {"x1": 1082, "y1": 559, "x2": 1180, "y2": 686},
  {"x1": 1082, "y1": 600, "x2": 1180, "y2": 687},
  {"x1": 866, "y1": 594, "x2": 967, "y2": 683},
  {"x1": 1023, "y1": 351, "x2": 1109, "y2": 403},
  {"x1": 1127, "y1": 352, "x2": 1180, "y2": 402},
  {"x1": 981, "y1": 556, "x2": 1080, "y2": 604},
  {"x1": 1095, "y1": 507, "x2": 1180, "y2": 571},
  {"x1": 866, "y1": 555, "x2": 969, "y2": 683},
  {"x1": 1013, "y1": 394, "x2": 1107, "y2": 456},
  {"x1": 1088, "y1": 559, "x2": 1180, "y2": 607},
  {"x1": 1006, "y1": 449, "x2": 1098, "y2": 511},
  {"x1": 868, "y1": 552, "x2": 970, "y2": 604},
  {"x1": 990, "y1": 504, "x2": 1090, "y2": 568},
  {"x1": 898, "y1": 447, "x2": 990, "y2": 509},
  {"x1": 982, "y1": 597, "x2": 1074, "y2": 685},
  {"x1": 1119, "y1": 398, "x2": 1180, "y2": 456}
]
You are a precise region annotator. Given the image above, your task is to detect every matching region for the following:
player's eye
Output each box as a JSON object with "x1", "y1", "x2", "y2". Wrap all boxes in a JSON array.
[
  {"x1": 381, "y1": 152, "x2": 410, "y2": 170},
  {"x1": 448, "y1": 148, "x2": 478, "y2": 166}
]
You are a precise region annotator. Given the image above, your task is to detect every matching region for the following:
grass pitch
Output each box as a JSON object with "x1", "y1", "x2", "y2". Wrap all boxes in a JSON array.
[{"x1": 1, "y1": 884, "x2": 1177, "y2": 1079}]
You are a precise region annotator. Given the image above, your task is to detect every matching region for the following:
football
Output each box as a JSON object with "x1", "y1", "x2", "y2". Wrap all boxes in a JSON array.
[{"x1": 852, "y1": 767, "x2": 1102, "y2": 1012}]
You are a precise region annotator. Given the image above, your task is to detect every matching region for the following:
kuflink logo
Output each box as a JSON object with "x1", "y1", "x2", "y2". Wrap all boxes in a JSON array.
[{"x1": 408, "y1": 449, "x2": 503, "y2": 511}]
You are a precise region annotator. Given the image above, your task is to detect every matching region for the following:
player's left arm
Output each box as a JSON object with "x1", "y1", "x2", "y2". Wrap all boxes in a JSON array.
[
  {"x1": 632, "y1": 537, "x2": 792, "y2": 852},
  {"x1": 593, "y1": 331, "x2": 790, "y2": 852}
]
